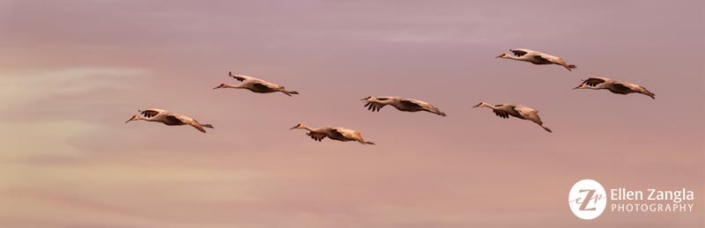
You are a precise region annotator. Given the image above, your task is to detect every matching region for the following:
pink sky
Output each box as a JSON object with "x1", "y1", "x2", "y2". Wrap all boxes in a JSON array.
[{"x1": 0, "y1": 0, "x2": 703, "y2": 227}]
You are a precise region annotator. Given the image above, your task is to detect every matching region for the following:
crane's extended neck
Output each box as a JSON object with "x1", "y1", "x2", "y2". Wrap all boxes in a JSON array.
[
  {"x1": 214, "y1": 83, "x2": 244, "y2": 89},
  {"x1": 498, "y1": 54, "x2": 522, "y2": 60},
  {"x1": 125, "y1": 114, "x2": 145, "y2": 123},
  {"x1": 291, "y1": 124, "x2": 314, "y2": 132},
  {"x1": 300, "y1": 124, "x2": 314, "y2": 131},
  {"x1": 474, "y1": 102, "x2": 497, "y2": 110},
  {"x1": 484, "y1": 104, "x2": 499, "y2": 110}
]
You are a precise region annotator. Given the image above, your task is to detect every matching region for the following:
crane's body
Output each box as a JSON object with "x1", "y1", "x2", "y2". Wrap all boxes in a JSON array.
[
  {"x1": 125, "y1": 109, "x2": 214, "y2": 133},
  {"x1": 573, "y1": 77, "x2": 655, "y2": 99},
  {"x1": 213, "y1": 71, "x2": 299, "y2": 96},
  {"x1": 473, "y1": 102, "x2": 552, "y2": 133},
  {"x1": 290, "y1": 123, "x2": 375, "y2": 145},
  {"x1": 497, "y1": 48, "x2": 577, "y2": 71},
  {"x1": 361, "y1": 96, "x2": 446, "y2": 117}
]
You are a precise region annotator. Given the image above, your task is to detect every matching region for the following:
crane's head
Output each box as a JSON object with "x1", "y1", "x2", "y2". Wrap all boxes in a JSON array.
[
  {"x1": 289, "y1": 123, "x2": 305, "y2": 130},
  {"x1": 361, "y1": 96, "x2": 373, "y2": 101},
  {"x1": 495, "y1": 53, "x2": 508, "y2": 58},
  {"x1": 125, "y1": 114, "x2": 141, "y2": 123},
  {"x1": 213, "y1": 83, "x2": 226, "y2": 90},
  {"x1": 472, "y1": 101, "x2": 487, "y2": 108}
]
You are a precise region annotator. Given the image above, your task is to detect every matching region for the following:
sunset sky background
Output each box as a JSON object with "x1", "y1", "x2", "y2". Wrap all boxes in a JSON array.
[{"x1": 0, "y1": 0, "x2": 703, "y2": 227}]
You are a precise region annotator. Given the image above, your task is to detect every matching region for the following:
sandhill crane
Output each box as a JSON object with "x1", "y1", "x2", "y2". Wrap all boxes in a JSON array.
[
  {"x1": 361, "y1": 96, "x2": 446, "y2": 117},
  {"x1": 125, "y1": 109, "x2": 214, "y2": 133},
  {"x1": 472, "y1": 102, "x2": 552, "y2": 133},
  {"x1": 213, "y1": 71, "x2": 299, "y2": 96},
  {"x1": 496, "y1": 48, "x2": 577, "y2": 71},
  {"x1": 289, "y1": 123, "x2": 375, "y2": 145},
  {"x1": 573, "y1": 77, "x2": 655, "y2": 99}
]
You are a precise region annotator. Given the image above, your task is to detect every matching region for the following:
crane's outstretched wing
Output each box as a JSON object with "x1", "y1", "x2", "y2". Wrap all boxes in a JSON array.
[
  {"x1": 620, "y1": 82, "x2": 651, "y2": 93},
  {"x1": 610, "y1": 82, "x2": 633, "y2": 94},
  {"x1": 515, "y1": 105, "x2": 552, "y2": 132},
  {"x1": 251, "y1": 81, "x2": 275, "y2": 92},
  {"x1": 163, "y1": 115, "x2": 185, "y2": 125},
  {"x1": 493, "y1": 110, "x2": 510, "y2": 119},
  {"x1": 334, "y1": 128, "x2": 365, "y2": 142},
  {"x1": 622, "y1": 82, "x2": 655, "y2": 99},
  {"x1": 401, "y1": 98, "x2": 446, "y2": 116},
  {"x1": 583, "y1": 78, "x2": 607, "y2": 87},
  {"x1": 363, "y1": 97, "x2": 392, "y2": 112},
  {"x1": 328, "y1": 128, "x2": 350, "y2": 141},
  {"x1": 514, "y1": 106, "x2": 543, "y2": 125},
  {"x1": 364, "y1": 101, "x2": 387, "y2": 112},
  {"x1": 228, "y1": 71, "x2": 257, "y2": 81},
  {"x1": 399, "y1": 99, "x2": 425, "y2": 109},
  {"x1": 307, "y1": 132, "x2": 327, "y2": 142},
  {"x1": 257, "y1": 80, "x2": 283, "y2": 89},
  {"x1": 511, "y1": 49, "x2": 529, "y2": 57},
  {"x1": 140, "y1": 109, "x2": 164, "y2": 118},
  {"x1": 532, "y1": 55, "x2": 553, "y2": 64}
]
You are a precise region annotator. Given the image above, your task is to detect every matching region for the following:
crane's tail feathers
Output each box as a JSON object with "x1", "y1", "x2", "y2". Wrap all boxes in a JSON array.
[{"x1": 202, "y1": 124, "x2": 214, "y2": 129}]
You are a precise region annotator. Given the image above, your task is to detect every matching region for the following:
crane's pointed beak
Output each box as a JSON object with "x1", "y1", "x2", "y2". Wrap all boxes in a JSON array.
[
  {"x1": 495, "y1": 54, "x2": 504, "y2": 58},
  {"x1": 572, "y1": 85, "x2": 582, "y2": 90},
  {"x1": 125, "y1": 115, "x2": 138, "y2": 123},
  {"x1": 213, "y1": 84, "x2": 225, "y2": 90}
]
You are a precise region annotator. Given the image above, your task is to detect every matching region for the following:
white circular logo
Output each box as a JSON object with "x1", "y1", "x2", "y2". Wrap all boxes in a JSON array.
[{"x1": 568, "y1": 179, "x2": 607, "y2": 220}]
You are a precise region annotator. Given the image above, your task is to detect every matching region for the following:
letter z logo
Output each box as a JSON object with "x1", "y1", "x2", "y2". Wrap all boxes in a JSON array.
[
  {"x1": 569, "y1": 179, "x2": 607, "y2": 220},
  {"x1": 578, "y1": 189, "x2": 597, "y2": 211}
]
